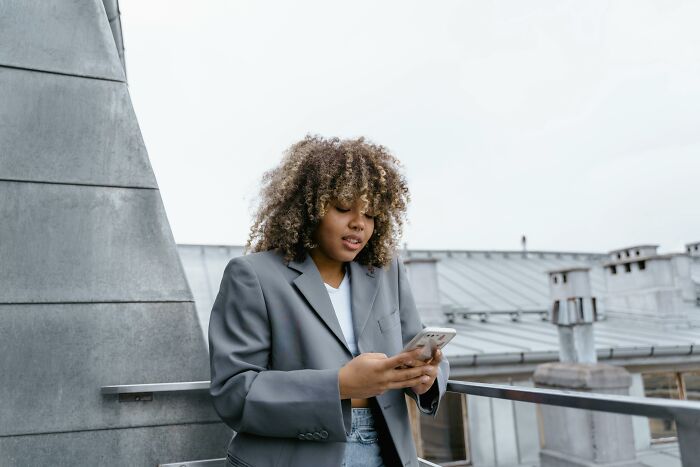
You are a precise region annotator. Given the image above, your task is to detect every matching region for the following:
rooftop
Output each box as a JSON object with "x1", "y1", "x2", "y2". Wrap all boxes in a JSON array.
[{"x1": 178, "y1": 244, "x2": 700, "y2": 378}]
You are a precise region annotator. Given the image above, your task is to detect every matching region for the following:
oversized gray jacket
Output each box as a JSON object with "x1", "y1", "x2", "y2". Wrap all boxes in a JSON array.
[{"x1": 208, "y1": 249, "x2": 449, "y2": 466}]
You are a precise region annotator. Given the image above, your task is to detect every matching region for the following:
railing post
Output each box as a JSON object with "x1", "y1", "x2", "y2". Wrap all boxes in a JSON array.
[{"x1": 676, "y1": 415, "x2": 700, "y2": 467}]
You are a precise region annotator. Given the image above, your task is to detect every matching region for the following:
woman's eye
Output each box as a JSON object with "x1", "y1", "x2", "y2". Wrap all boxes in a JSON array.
[
  {"x1": 335, "y1": 206, "x2": 350, "y2": 212},
  {"x1": 364, "y1": 213, "x2": 375, "y2": 219}
]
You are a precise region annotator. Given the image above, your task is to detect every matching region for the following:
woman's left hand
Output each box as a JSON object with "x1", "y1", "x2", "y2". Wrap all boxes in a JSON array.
[{"x1": 410, "y1": 348, "x2": 442, "y2": 395}]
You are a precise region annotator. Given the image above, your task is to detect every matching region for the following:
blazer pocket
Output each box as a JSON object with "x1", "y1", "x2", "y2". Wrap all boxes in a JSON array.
[{"x1": 378, "y1": 308, "x2": 401, "y2": 333}]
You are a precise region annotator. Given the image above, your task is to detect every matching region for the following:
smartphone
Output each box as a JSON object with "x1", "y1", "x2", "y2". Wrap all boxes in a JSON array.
[{"x1": 402, "y1": 327, "x2": 456, "y2": 362}]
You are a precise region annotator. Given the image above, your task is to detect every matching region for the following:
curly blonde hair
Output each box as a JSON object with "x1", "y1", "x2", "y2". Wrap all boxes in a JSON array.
[{"x1": 245, "y1": 135, "x2": 410, "y2": 269}]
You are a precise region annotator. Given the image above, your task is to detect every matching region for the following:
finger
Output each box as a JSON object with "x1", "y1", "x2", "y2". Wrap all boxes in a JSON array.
[
  {"x1": 408, "y1": 359, "x2": 427, "y2": 368},
  {"x1": 386, "y1": 375, "x2": 430, "y2": 390},
  {"x1": 410, "y1": 347, "x2": 428, "y2": 359},
  {"x1": 402, "y1": 347, "x2": 430, "y2": 367},
  {"x1": 424, "y1": 348, "x2": 442, "y2": 365},
  {"x1": 389, "y1": 365, "x2": 426, "y2": 382},
  {"x1": 380, "y1": 351, "x2": 418, "y2": 369}
]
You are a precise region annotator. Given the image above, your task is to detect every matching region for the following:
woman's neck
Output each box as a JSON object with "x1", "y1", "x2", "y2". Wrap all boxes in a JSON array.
[{"x1": 309, "y1": 249, "x2": 346, "y2": 287}]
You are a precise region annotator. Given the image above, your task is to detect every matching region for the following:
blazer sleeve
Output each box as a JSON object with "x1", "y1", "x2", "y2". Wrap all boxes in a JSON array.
[
  {"x1": 395, "y1": 255, "x2": 450, "y2": 416},
  {"x1": 208, "y1": 256, "x2": 348, "y2": 442}
]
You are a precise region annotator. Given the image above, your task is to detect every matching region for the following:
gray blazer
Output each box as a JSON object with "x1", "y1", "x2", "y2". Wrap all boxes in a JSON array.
[{"x1": 208, "y1": 249, "x2": 449, "y2": 467}]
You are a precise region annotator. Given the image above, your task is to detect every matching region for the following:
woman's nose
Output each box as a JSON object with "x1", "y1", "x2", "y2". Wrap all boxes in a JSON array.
[{"x1": 349, "y1": 210, "x2": 365, "y2": 230}]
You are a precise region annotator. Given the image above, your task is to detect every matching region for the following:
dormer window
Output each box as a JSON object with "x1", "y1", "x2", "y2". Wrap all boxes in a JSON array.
[
  {"x1": 562, "y1": 273, "x2": 568, "y2": 284},
  {"x1": 553, "y1": 276, "x2": 558, "y2": 284},
  {"x1": 617, "y1": 253, "x2": 622, "y2": 259},
  {"x1": 610, "y1": 265, "x2": 617, "y2": 275},
  {"x1": 638, "y1": 260, "x2": 646, "y2": 271},
  {"x1": 636, "y1": 250, "x2": 640, "y2": 256},
  {"x1": 624, "y1": 263, "x2": 632, "y2": 273}
]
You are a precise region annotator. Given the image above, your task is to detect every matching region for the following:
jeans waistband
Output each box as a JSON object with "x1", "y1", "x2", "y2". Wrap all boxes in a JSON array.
[{"x1": 350, "y1": 408, "x2": 376, "y2": 429}]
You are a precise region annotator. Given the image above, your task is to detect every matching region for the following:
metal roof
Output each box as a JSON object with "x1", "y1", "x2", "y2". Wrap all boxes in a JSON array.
[
  {"x1": 178, "y1": 244, "x2": 700, "y2": 371},
  {"x1": 403, "y1": 249, "x2": 607, "y2": 313}
]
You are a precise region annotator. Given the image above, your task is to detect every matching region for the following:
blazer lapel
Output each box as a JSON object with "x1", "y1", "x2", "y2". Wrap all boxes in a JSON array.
[
  {"x1": 348, "y1": 260, "x2": 380, "y2": 353},
  {"x1": 288, "y1": 253, "x2": 351, "y2": 355}
]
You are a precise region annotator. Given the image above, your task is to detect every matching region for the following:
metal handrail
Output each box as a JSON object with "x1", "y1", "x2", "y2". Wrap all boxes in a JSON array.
[
  {"x1": 447, "y1": 380, "x2": 700, "y2": 466},
  {"x1": 447, "y1": 380, "x2": 700, "y2": 420},
  {"x1": 102, "y1": 378, "x2": 700, "y2": 420},
  {"x1": 104, "y1": 379, "x2": 700, "y2": 465},
  {"x1": 158, "y1": 457, "x2": 441, "y2": 467}
]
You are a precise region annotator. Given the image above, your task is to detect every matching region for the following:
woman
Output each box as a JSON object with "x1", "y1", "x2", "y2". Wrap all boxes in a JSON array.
[{"x1": 209, "y1": 135, "x2": 449, "y2": 467}]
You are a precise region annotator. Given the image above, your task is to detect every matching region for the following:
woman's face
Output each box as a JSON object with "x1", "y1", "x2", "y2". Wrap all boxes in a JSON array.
[{"x1": 312, "y1": 197, "x2": 375, "y2": 264}]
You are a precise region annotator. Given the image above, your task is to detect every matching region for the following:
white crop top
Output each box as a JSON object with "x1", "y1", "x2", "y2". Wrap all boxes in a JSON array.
[{"x1": 324, "y1": 269, "x2": 358, "y2": 356}]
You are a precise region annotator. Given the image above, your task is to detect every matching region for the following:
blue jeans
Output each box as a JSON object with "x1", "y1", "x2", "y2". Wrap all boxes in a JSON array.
[{"x1": 342, "y1": 408, "x2": 385, "y2": 467}]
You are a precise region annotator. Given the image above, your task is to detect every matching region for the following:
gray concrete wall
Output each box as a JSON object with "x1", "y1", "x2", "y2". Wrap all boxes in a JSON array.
[
  {"x1": 0, "y1": 183, "x2": 190, "y2": 303},
  {"x1": 0, "y1": 1, "x2": 230, "y2": 464},
  {"x1": 0, "y1": 67, "x2": 155, "y2": 188},
  {"x1": 0, "y1": 424, "x2": 232, "y2": 467},
  {"x1": 0, "y1": 0, "x2": 125, "y2": 80}
]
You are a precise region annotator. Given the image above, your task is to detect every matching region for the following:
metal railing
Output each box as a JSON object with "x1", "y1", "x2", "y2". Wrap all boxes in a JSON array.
[
  {"x1": 157, "y1": 457, "x2": 441, "y2": 467},
  {"x1": 103, "y1": 379, "x2": 700, "y2": 466},
  {"x1": 447, "y1": 380, "x2": 700, "y2": 466}
]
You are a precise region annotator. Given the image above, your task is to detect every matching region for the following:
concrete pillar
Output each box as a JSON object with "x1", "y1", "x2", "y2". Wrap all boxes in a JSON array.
[
  {"x1": 534, "y1": 364, "x2": 640, "y2": 467},
  {"x1": 535, "y1": 267, "x2": 640, "y2": 467},
  {"x1": 403, "y1": 258, "x2": 444, "y2": 325}
]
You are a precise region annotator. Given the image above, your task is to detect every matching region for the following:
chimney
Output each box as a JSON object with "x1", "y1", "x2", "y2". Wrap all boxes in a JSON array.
[
  {"x1": 536, "y1": 266, "x2": 637, "y2": 467},
  {"x1": 547, "y1": 267, "x2": 598, "y2": 363}
]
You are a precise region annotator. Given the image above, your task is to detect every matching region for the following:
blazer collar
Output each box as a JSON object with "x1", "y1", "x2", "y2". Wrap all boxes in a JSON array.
[
  {"x1": 348, "y1": 259, "x2": 380, "y2": 351},
  {"x1": 288, "y1": 253, "x2": 349, "y2": 353},
  {"x1": 288, "y1": 252, "x2": 380, "y2": 355}
]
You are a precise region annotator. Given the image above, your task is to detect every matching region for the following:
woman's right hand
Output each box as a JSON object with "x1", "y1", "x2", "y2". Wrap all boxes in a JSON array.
[{"x1": 338, "y1": 348, "x2": 431, "y2": 399}]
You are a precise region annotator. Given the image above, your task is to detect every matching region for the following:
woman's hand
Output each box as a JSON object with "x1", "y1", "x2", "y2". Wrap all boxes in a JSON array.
[
  {"x1": 410, "y1": 348, "x2": 442, "y2": 396},
  {"x1": 338, "y1": 348, "x2": 432, "y2": 399}
]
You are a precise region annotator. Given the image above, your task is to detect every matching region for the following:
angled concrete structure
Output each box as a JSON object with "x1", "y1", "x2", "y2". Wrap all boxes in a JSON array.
[{"x1": 0, "y1": 1, "x2": 230, "y2": 465}]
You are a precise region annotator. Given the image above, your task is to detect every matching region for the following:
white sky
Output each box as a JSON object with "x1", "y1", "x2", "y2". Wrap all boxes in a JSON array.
[{"x1": 120, "y1": 0, "x2": 700, "y2": 253}]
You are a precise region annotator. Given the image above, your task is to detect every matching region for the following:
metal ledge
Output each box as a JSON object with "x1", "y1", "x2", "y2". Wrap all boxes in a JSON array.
[
  {"x1": 158, "y1": 459, "x2": 224, "y2": 467},
  {"x1": 101, "y1": 381, "x2": 209, "y2": 395}
]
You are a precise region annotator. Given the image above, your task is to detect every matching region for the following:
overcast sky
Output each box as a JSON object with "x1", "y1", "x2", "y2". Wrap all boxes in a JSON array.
[{"x1": 120, "y1": 0, "x2": 700, "y2": 253}]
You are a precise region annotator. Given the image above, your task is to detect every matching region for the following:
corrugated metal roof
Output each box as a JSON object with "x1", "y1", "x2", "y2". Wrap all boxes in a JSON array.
[
  {"x1": 178, "y1": 244, "x2": 700, "y2": 368},
  {"x1": 404, "y1": 249, "x2": 607, "y2": 312}
]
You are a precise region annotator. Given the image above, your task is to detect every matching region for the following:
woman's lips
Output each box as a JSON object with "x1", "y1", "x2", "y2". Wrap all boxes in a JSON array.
[{"x1": 342, "y1": 238, "x2": 362, "y2": 251}]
